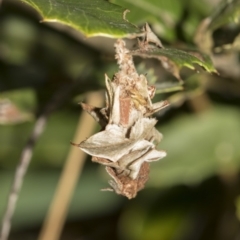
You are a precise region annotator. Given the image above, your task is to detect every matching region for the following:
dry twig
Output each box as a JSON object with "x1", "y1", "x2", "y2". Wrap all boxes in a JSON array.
[
  {"x1": 0, "y1": 116, "x2": 46, "y2": 240},
  {"x1": 38, "y1": 91, "x2": 104, "y2": 240}
]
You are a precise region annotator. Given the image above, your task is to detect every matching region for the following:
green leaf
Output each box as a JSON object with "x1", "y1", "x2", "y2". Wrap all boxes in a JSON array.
[
  {"x1": 208, "y1": 0, "x2": 240, "y2": 31},
  {"x1": 120, "y1": 205, "x2": 190, "y2": 240},
  {"x1": 111, "y1": 0, "x2": 183, "y2": 41},
  {"x1": 21, "y1": 0, "x2": 140, "y2": 38},
  {"x1": 119, "y1": 188, "x2": 196, "y2": 240},
  {"x1": 236, "y1": 195, "x2": 240, "y2": 221},
  {"x1": 195, "y1": 0, "x2": 240, "y2": 52},
  {"x1": 131, "y1": 48, "x2": 217, "y2": 81},
  {"x1": 149, "y1": 104, "x2": 240, "y2": 188}
]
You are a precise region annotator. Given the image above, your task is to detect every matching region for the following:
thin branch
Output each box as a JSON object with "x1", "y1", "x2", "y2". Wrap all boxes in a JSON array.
[
  {"x1": 0, "y1": 116, "x2": 46, "y2": 240},
  {"x1": 0, "y1": 84, "x2": 75, "y2": 240},
  {"x1": 38, "y1": 91, "x2": 104, "y2": 240}
]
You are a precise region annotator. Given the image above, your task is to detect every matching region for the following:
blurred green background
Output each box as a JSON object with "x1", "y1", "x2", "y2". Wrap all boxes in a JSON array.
[{"x1": 1, "y1": 0, "x2": 240, "y2": 239}]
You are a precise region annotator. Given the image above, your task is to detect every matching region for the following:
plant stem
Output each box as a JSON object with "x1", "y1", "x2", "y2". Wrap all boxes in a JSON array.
[
  {"x1": 0, "y1": 116, "x2": 46, "y2": 240},
  {"x1": 38, "y1": 91, "x2": 104, "y2": 240}
]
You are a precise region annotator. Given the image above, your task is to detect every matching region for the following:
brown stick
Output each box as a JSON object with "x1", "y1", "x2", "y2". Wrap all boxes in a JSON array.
[
  {"x1": 38, "y1": 91, "x2": 104, "y2": 240},
  {"x1": 0, "y1": 116, "x2": 46, "y2": 240},
  {"x1": 0, "y1": 84, "x2": 73, "y2": 240}
]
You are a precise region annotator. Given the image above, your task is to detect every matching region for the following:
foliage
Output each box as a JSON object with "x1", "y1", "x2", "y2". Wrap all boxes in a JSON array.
[{"x1": 21, "y1": 0, "x2": 140, "y2": 37}]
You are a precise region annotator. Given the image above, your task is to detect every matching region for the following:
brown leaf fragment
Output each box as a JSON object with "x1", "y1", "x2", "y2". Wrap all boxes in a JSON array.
[
  {"x1": 145, "y1": 127, "x2": 163, "y2": 145},
  {"x1": 105, "y1": 74, "x2": 114, "y2": 110},
  {"x1": 142, "y1": 23, "x2": 164, "y2": 48},
  {"x1": 0, "y1": 99, "x2": 32, "y2": 124},
  {"x1": 125, "y1": 147, "x2": 166, "y2": 179},
  {"x1": 119, "y1": 97, "x2": 131, "y2": 126},
  {"x1": 109, "y1": 84, "x2": 121, "y2": 125},
  {"x1": 146, "y1": 100, "x2": 169, "y2": 116},
  {"x1": 80, "y1": 103, "x2": 108, "y2": 128},
  {"x1": 77, "y1": 125, "x2": 132, "y2": 162},
  {"x1": 92, "y1": 156, "x2": 118, "y2": 167},
  {"x1": 104, "y1": 162, "x2": 150, "y2": 199},
  {"x1": 129, "y1": 117, "x2": 157, "y2": 140}
]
